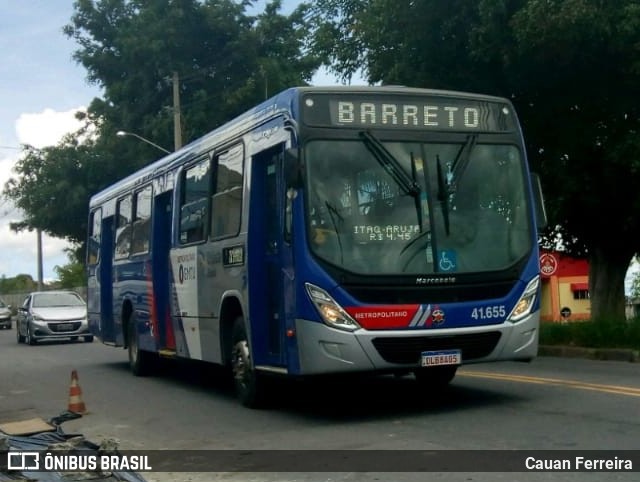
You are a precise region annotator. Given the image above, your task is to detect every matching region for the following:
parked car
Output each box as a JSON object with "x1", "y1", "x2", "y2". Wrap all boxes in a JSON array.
[
  {"x1": 0, "y1": 298, "x2": 11, "y2": 329},
  {"x1": 16, "y1": 290, "x2": 93, "y2": 345}
]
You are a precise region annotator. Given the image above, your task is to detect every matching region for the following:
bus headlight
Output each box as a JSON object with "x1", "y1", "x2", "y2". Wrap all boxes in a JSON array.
[
  {"x1": 305, "y1": 283, "x2": 361, "y2": 332},
  {"x1": 508, "y1": 276, "x2": 540, "y2": 323}
]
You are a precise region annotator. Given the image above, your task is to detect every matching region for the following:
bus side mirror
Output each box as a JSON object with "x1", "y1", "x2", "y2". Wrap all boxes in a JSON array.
[
  {"x1": 531, "y1": 172, "x2": 547, "y2": 231},
  {"x1": 284, "y1": 147, "x2": 301, "y2": 187}
]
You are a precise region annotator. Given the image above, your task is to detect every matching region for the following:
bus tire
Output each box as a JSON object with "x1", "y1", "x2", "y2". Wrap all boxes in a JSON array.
[
  {"x1": 232, "y1": 317, "x2": 265, "y2": 408},
  {"x1": 413, "y1": 365, "x2": 458, "y2": 387},
  {"x1": 128, "y1": 318, "x2": 154, "y2": 376}
]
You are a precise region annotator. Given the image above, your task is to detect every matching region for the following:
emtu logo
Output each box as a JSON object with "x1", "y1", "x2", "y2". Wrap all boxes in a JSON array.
[{"x1": 7, "y1": 452, "x2": 40, "y2": 470}]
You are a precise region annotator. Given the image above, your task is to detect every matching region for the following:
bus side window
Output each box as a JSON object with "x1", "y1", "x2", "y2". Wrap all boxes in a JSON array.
[
  {"x1": 131, "y1": 185, "x2": 152, "y2": 254},
  {"x1": 211, "y1": 144, "x2": 243, "y2": 239},
  {"x1": 179, "y1": 158, "x2": 211, "y2": 244},
  {"x1": 88, "y1": 209, "x2": 102, "y2": 265},
  {"x1": 115, "y1": 196, "x2": 132, "y2": 259}
]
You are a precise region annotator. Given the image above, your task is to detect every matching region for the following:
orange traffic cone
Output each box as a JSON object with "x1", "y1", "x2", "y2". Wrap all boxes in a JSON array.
[{"x1": 68, "y1": 369, "x2": 87, "y2": 414}]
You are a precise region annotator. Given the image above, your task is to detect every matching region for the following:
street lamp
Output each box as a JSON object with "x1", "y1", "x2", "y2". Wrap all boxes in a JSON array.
[{"x1": 116, "y1": 130, "x2": 171, "y2": 154}]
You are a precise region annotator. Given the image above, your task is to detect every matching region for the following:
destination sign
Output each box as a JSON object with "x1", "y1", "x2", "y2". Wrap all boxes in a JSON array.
[{"x1": 301, "y1": 94, "x2": 516, "y2": 132}]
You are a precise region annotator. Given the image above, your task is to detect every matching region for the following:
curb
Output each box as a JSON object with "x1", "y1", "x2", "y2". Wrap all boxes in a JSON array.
[{"x1": 538, "y1": 345, "x2": 640, "y2": 362}]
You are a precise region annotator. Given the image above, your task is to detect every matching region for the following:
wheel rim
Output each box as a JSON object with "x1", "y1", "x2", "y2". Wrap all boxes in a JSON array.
[{"x1": 232, "y1": 339, "x2": 251, "y2": 391}]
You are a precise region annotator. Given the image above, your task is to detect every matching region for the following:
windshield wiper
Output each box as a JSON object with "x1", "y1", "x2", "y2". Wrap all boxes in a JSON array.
[
  {"x1": 409, "y1": 151, "x2": 424, "y2": 232},
  {"x1": 436, "y1": 155, "x2": 450, "y2": 236},
  {"x1": 359, "y1": 131, "x2": 421, "y2": 197},
  {"x1": 324, "y1": 201, "x2": 343, "y2": 223},
  {"x1": 448, "y1": 134, "x2": 477, "y2": 193},
  {"x1": 324, "y1": 201, "x2": 345, "y2": 264}
]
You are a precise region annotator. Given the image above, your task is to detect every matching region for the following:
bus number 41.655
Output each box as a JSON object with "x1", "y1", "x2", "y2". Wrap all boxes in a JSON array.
[{"x1": 471, "y1": 305, "x2": 507, "y2": 320}]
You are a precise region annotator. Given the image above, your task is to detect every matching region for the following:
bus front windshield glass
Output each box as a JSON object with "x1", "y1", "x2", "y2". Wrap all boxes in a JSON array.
[{"x1": 304, "y1": 138, "x2": 532, "y2": 275}]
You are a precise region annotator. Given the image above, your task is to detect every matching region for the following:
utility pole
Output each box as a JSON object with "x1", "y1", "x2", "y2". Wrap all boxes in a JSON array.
[
  {"x1": 5, "y1": 144, "x2": 46, "y2": 289},
  {"x1": 172, "y1": 71, "x2": 182, "y2": 150},
  {"x1": 37, "y1": 228, "x2": 43, "y2": 290}
]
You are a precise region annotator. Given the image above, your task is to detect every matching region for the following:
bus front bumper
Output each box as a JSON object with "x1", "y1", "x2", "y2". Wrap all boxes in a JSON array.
[{"x1": 295, "y1": 312, "x2": 539, "y2": 375}]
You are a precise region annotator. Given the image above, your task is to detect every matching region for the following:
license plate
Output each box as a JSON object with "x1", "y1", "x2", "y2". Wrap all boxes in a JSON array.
[
  {"x1": 56, "y1": 323, "x2": 74, "y2": 331},
  {"x1": 421, "y1": 349, "x2": 461, "y2": 367}
]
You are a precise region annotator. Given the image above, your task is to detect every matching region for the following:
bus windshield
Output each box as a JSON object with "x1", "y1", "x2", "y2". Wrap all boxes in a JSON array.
[{"x1": 305, "y1": 138, "x2": 532, "y2": 275}]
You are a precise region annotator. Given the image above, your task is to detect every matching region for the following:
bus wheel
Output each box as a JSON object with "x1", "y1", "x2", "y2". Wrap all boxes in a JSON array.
[
  {"x1": 413, "y1": 366, "x2": 458, "y2": 387},
  {"x1": 128, "y1": 319, "x2": 153, "y2": 376},
  {"x1": 232, "y1": 317, "x2": 265, "y2": 408}
]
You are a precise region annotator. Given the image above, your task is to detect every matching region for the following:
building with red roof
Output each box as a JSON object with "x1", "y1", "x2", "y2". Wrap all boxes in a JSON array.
[{"x1": 539, "y1": 251, "x2": 590, "y2": 322}]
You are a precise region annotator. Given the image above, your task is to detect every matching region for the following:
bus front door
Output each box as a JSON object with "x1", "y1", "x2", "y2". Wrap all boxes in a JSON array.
[
  {"x1": 152, "y1": 191, "x2": 176, "y2": 351},
  {"x1": 249, "y1": 143, "x2": 292, "y2": 368},
  {"x1": 99, "y1": 216, "x2": 114, "y2": 342}
]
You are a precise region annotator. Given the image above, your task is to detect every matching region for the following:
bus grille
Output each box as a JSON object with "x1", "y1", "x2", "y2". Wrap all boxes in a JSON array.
[{"x1": 371, "y1": 331, "x2": 502, "y2": 364}]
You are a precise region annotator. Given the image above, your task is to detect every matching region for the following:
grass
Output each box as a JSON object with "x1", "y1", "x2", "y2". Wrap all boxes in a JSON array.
[{"x1": 539, "y1": 318, "x2": 640, "y2": 350}]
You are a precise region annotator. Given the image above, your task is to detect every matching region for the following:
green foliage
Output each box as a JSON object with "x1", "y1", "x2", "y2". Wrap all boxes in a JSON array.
[
  {"x1": 54, "y1": 262, "x2": 86, "y2": 289},
  {"x1": 0, "y1": 274, "x2": 38, "y2": 294},
  {"x1": 53, "y1": 248, "x2": 86, "y2": 289},
  {"x1": 64, "y1": 0, "x2": 319, "y2": 148},
  {"x1": 540, "y1": 319, "x2": 640, "y2": 350},
  {"x1": 4, "y1": 132, "x2": 97, "y2": 244}
]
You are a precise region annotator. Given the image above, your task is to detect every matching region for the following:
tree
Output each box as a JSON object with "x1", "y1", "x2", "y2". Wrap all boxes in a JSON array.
[
  {"x1": 3, "y1": 0, "x2": 320, "y2": 278},
  {"x1": 54, "y1": 249, "x2": 87, "y2": 289},
  {"x1": 64, "y1": 0, "x2": 319, "y2": 148},
  {"x1": 0, "y1": 274, "x2": 38, "y2": 294},
  {"x1": 3, "y1": 118, "x2": 126, "y2": 258},
  {"x1": 4, "y1": 134, "x2": 98, "y2": 245},
  {"x1": 309, "y1": 0, "x2": 640, "y2": 321}
]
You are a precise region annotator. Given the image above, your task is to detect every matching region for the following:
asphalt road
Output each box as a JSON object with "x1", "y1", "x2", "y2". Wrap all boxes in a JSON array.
[{"x1": 1, "y1": 326, "x2": 639, "y2": 482}]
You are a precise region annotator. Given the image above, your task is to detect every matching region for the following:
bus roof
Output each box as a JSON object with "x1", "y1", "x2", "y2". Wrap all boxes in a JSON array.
[{"x1": 89, "y1": 85, "x2": 511, "y2": 207}]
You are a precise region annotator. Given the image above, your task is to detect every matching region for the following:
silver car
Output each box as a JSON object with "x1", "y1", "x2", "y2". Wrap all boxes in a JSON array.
[
  {"x1": 0, "y1": 299, "x2": 11, "y2": 329},
  {"x1": 16, "y1": 291, "x2": 93, "y2": 345}
]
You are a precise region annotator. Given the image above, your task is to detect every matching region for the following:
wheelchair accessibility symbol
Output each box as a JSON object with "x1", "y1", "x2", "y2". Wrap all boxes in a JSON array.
[{"x1": 438, "y1": 250, "x2": 457, "y2": 272}]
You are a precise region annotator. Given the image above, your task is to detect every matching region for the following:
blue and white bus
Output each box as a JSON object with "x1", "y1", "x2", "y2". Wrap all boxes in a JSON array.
[{"x1": 87, "y1": 86, "x2": 546, "y2": 407}]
